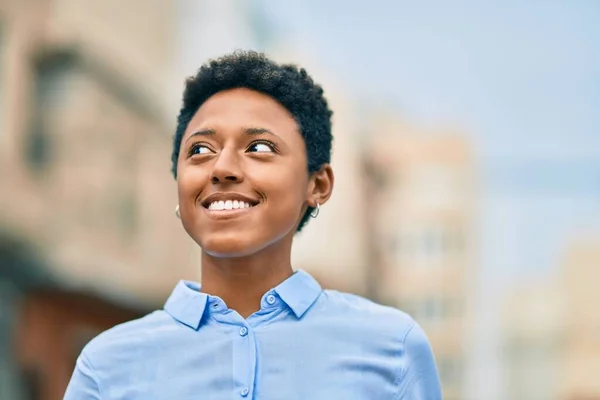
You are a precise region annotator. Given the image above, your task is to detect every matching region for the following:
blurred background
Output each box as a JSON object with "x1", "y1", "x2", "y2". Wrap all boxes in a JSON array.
[{"x1": 0, "y1": 0, "x2": 598, "y2": 399}]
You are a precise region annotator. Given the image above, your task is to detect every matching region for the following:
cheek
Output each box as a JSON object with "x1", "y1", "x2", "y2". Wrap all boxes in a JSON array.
[
  {"x1": 177, "y1": 166, "x2": 206, "y2": 199},
  {"x1": 254, "y1": 163, "x2": 307, "y2": 212}
]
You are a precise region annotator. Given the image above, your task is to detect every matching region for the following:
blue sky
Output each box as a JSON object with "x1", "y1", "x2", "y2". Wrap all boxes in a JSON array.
[
  {"x1": 256, "y1": 0, "x2": 600, "y2": 276},
  {"x1": 258, "y1": 1, "x2": 600, "y2": 158}
]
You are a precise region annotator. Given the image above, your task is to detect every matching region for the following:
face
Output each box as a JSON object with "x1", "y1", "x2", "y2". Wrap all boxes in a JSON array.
[{"x1": 176, "y1": 88, "x2": 326, "y2": 257}]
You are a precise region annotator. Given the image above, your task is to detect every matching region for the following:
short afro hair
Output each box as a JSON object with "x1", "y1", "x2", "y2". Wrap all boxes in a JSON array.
[{"x1": 171, "y1": 50, "x2": 333, "y2": 232}]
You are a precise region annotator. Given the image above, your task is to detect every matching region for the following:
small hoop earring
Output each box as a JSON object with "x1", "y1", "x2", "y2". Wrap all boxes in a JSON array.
[
  {"x1": 310, "y1": 203, "x2": 320, "y2": 218},
  {"x1": 175, "y1": 205, "x2": 181, "y2": 219}
]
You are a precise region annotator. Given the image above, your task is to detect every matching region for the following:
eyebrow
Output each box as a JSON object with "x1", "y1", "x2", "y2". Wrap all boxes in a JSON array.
[
  {"x1": 185, "y1": 128, "x2": 215, "y2": 142},
  {"x1": 244, "y1": 127, "x2": 277, "y2": 137},
  {"x1": 185, "y1": 127, "x2": 277, "y2": 143}
]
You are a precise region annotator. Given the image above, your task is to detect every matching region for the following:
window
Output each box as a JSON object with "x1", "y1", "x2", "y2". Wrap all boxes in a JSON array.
[
  {"x1": 447, "y1": 227, "x2": 466, "y2": 254},
  {"x1": 0, "y1": 280, "x2": 22, "y2": 399},
  {"x1": 398, "y1": 295, "x2": 465, "y2": 325},
  {"x1": 437, "y1": 356, "x2": 462, "y2": 387},
  {"x1": 393, "y1": 223, "x2": 468, "y2": 269},
  {"x1": 394, "y1": 225, "x2": 442, "y2": 268},
  {"x1": 26, "y1": 52, "x2": 78, "y2": 175},
  {"x1": 407, "y1": 165, "x2": 467, "y2": 211},
  {"x1": 399, "y1": 296, "x2": 445, "y2": 325},
  {"x1": 117, "y1": 191, "x2": 138, "y2": 237}
]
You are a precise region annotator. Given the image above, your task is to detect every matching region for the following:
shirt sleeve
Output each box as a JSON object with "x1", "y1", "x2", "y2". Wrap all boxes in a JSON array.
[
  {"x1": 395, "y1": 322, "x2": 442, "y2": 400},
  {"x1": 63, "y1": 353, "x2": 101, "y2": 399}
]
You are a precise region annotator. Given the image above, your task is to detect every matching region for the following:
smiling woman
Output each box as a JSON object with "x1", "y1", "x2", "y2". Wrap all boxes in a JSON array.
[
  {"x1": 177, "y1": 86, "x2": 326, "y2": 259},
  {"x1": 64, "y1": 50, "x2": 441, "y2": 400}
]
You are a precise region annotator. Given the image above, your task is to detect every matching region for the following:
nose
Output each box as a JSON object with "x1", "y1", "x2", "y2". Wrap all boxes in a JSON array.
[{"x1": 209, "y1": 147, "x2": 244, "y2": 184}]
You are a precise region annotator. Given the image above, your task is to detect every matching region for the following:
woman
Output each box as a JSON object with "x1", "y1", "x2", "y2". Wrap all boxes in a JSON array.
[{"x1": 65, "y1": 51, "x2": 441, "y2": 399}]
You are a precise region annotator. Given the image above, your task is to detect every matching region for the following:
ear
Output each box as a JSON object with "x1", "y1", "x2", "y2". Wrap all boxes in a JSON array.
[{"x1": 306, "y1": 164, "x2": 334, "y2": 207}]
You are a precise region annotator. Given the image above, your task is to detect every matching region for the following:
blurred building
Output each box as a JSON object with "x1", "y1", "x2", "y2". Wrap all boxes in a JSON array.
[
  {"x1": 0, "y1": 1, "x2": 371, "y2": 398},
  {"x1": 560, "y1": 237, "x2": 600, "y2": 399},
  {"x1": 503, "y1": 235, "x2": 600, "y2": 400},
  {"x1": 364, "y1": 113, "x2": 476, "y2": 400},
  {"x1": 0, "y1": 1, "x2": 198, "y2": 398},
  {"x1": 502, "y1": 281, "x2": 564, "y2": 400}
]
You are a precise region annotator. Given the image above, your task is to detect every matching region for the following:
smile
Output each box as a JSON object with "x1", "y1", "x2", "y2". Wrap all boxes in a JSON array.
[
  {"x1": 200, "y1": 193, "x2": 261, "y2": 219},
  {"x1": 208, "y1": 200, "x2": 253, "y2": 211}
]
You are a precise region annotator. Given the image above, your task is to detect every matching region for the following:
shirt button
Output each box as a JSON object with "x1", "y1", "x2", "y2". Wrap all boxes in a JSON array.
[
  {"x1": 239, "y1": 327, "x2": 248, "y2": 337},
  {"x1": 240, "y1": 387, "x2": 249, "y2": 397},
  {"x1": 266, "y1": 294, "x2": 276, "y2": 305}
]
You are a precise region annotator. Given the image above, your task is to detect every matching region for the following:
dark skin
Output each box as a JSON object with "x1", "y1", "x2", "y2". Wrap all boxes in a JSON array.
[{"x1": 176, "y1": 88, "x2": 334, "y2": 318}]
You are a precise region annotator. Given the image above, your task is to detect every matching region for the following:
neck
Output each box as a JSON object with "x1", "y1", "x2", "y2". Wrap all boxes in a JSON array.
[{"x1": 199, "y1": 238, "x2": 294, "y2": 318}]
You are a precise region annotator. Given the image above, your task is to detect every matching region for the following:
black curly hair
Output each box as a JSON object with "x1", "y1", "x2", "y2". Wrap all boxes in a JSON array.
[{"x1": 171, "y1": 50, "x2": 333, "y2": 232}]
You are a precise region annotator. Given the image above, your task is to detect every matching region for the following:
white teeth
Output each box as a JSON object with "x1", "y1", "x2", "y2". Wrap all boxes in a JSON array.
[{"x1": 208, "y1": 200, "x2": 252, "y2": 211}]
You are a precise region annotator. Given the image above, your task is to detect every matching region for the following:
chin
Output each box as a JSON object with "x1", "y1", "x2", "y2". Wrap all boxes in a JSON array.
[
  {"x1": 199, "y1": 234, "x2": 267, "y2": 258},
  {"x1": 185, "y1": 215, "x2": 297, "y2": 258}
]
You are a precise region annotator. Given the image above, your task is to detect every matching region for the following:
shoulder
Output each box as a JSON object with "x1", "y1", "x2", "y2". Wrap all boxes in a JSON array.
[
  {"x1": 316, "y1": 290, "x2": 417, "y2": 340},
  {"x1": 80, "y1": 309, "x2": 173, "y2": 368},
  {"x1": 317, "y1": 292, "x2": 440, "y2": 397},
  {"x1": 395, "y1": 318, "x2": 442, "y2": 398},
  {"x1": 66, "y1": 310, "x2": 180, "y2": 398}
]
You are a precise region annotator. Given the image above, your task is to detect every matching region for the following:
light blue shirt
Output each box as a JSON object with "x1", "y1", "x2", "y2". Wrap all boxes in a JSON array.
[{"x1": 65, "y1": 270, "x2": 441, "y2": 399}]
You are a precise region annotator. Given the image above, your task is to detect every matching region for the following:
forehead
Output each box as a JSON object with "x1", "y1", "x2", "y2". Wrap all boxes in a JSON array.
[{"x1": 185, "y1": 88, "x2": 298, "y2": 137}]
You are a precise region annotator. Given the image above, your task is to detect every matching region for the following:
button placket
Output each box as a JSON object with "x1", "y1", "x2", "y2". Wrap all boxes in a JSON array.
[{"x1": 233, "y1": 322, "x2": 254, "y2": 399}]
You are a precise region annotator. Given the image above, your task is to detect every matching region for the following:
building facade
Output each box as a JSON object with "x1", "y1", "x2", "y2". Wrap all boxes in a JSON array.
[
  {"x1": 364, "y1": 114, "x2": 476, "y2": 399},
  {"x1": 503, "y1": 236, "x2": 600, "y2": 400},
  {"x1": 0, "y1": 1, "x2": 198, "y2": 398}
]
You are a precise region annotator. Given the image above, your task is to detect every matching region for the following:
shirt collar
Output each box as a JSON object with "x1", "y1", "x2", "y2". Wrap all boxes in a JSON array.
[
  {"x1": 163, "y1": 280, "x2": 208, "y2": 330},
  {"x1": 163, "y1": 270, "x2": 322, "y2": 328},
  {"x1": 272, "y1": 270, "x2": 322, "y2": 318}
]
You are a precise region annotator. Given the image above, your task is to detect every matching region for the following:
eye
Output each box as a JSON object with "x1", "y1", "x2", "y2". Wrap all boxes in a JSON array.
[
  {"x1": 247, "y1": 141, "x2": 276, "y2": 153},
  {"x1": 189, "y1": 143, "x2": 213, "y2": 156}
]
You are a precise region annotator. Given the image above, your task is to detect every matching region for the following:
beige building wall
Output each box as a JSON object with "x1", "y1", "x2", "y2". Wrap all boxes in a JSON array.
[
  {"x1": 1, "y1": 0, "x2": 370, "y2": 305},
  {"x1": 0, "y1": 0, "x2": 198, "y2": 307},
  {"x1": 503, "y1": 235, "x2": 600, "y2": 400},
  {"x1": 365, "y1": 113, "x2": 476, "y2": 400},
  {"x1": 502, "y1": 283, "x2": 565, "y2": 400},
  {"x1": 46, "y1": 0, "x2": 175, "y2": 112},
  {"x1": 560, "y1": 236, "x2": 600, "y2": 399}
]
